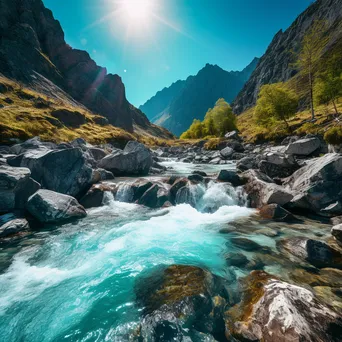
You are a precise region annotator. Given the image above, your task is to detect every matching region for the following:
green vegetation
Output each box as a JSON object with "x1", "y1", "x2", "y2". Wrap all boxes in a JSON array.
[
  {"x1": 0, "y1": 75, "x2": 172, "y2": 147},
  {"x1": 324, "y1": 127, "x2": 342, "y2": 145},
  {"x1": 314, "y1": 53, "x2": 342, "y2": 115},
  {"x1": 254, "y1": 83, "x2": 299, "y2": 132},
  {"x1": 294, "y1": 20, "x2": 329, "y2": 120},
  {"x1": 180, "y1": 98, "x2": 236, "y2": 139}
]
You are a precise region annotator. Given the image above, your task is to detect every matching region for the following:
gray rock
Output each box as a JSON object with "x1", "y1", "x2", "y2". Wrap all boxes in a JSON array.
[
  {"x1": 220, "y1": 146, "x2": 234, "y2": 159},
  {"x1": 285, "y1": 137, "x2": 321, "y2": 156},
  {"x1": 27, "y1": 190, "x2": 87, "y2": 223},
  {"x1": 138, "y1": 184, "x2": 169, "y2": 208},
  {"x1": 217, "y1": 170, "x2": 243, "y2": 186},
  {"x1": 41, "y1": 148, "x2": 93, "y2": 198},
  {"x1": 98, "y1": 141, "x2": 153, "y2": 176},
  {"x1": 226, "y1": 271, "x2": 342, "y2": 342},
  {"x1": 0, "y1": 165, "x2": 39, "y2": 213},
  {"x1": 285, "y1": 153, "x2": 342, "y2": 214},
  {"x1": 224, "y1": 130, "x2": 240, "y2": 140},
  {"x1": 242, "y1": 169, "x2": 293, "y2": 208},
  {"x1": 237, "y1": 156, "x2": 258, "y2": 171},
  {"x1": 332, "y1": 224, "x2": 342, "y2": 244},
  {"x1": 259, "y1": 203, "x2": 297, "y2": 222},
  {"x1": 0, "y1": 218, "x2": 29, "y2": 237}
]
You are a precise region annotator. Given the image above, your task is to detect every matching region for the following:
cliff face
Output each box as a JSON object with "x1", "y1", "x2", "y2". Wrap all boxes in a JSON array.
[
  {"x1": 140, "y1": 58, "x2": 259, "y2": 137},
  {"x1": 0, "y1": 0, "x2": 152, "y2": 133},
  {"x1": 233, "y1": 0, "x2": 342, "y2": 114}
]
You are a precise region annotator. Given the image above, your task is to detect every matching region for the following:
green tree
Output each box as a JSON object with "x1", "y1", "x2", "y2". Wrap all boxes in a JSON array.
[
  {"x1": 180, "y1": 98, "x2": 237, "y2": 139},
  {"x1": 254, "y1": 83, "x2": 299, "y2": 132},
  {"x1": 295, "y1": 20, "x2": 329, "y2": 120},
  {"x1": 314, "y1": 53, "x2": 342, "y2": 115}
]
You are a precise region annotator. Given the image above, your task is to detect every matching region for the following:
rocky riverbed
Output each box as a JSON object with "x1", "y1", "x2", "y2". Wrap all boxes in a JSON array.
[{"x1": 0, "y1": 134, "x2": 342, "y2": 341}]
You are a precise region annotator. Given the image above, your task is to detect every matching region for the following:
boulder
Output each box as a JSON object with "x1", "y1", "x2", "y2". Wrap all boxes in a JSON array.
[
  {"x1": 0, "y1": 218, "x2": 29, "y2": 237},
  {"x1": 236, "y1": 156, "x2": 258, "y2": 171},
  {"x1": 242, "y1": 170, "x2": 293, "y2": 208},
  {"x1": 169, "y1": 178, "x2": 188, "y2": 203},
  {"x1": 285, "y1": 154, "x2": 342, "y2": 214},
  {"x1": 188, "y1": 174, "x2": 204, "y2": 183},
  {"x1": 98, "y1": 141, "x2": 153, "y2": 176},
  {"x1": 135, "y1": 265, "x2": 228, "y2": 340},
  {"x1": 88, "y1": 147, "x2": 107, "y2": 161},
  {"x1": 0, "y1": 165, "x2": 39, "y2": 213},
  {"x1": 259, "y1": 159, "x2": 298, "y2": 179},
  {"x1": 225, "y1": 271, "x2": 342, "y2": 342},
  {"x1": 79, "y1": 186, "x2": 107, "y2": 209},
  {"x1": 138, "y1": 184, "x2": 170, "y2": 208},
  {"x1": 192, "y1": 170, "x2": 207, "y2": 177},
  {"x1": 285, "y1": 137, "x2": 321, "y2": 156},
  {"x1": 41, "y1": 148, "x2": 93, "y2": 198},
  {"x1": 332, "y1": 224, "x2": 342, "y2": 244},
  {"x1": 220, "y1": 146, "x2": 234, "y2": 159},
  {"x1": 259, "y1": 204, "x2": 297, "y2": 222},
  {"x1": 27, "y1": 190, "x2": 87, "y2": 224},
  {"x1": 91, "y1": 168, "x2": 114, "y2": 183},
  {"x1": 225, "y1": 252, "x2": 249, "y2": 267},
  {"x1": 278, "y1": 237, "x2": 342, "y2": 269},
  {"x1": 224, "y1": 130, "x2": 240, "y2": 140},
  {"x1": 217, "y1": 170, "x2": 243, "y2": 186},
  {"x1": 231, "y1": 237, "x2": 263, "y2": 251},
  {"x1": 131, "y1": 180, "x2": 154, "y2": 201}
]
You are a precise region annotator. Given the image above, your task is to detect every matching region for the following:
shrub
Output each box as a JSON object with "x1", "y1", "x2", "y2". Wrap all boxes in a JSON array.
[{"x1": 324, "y1": 126, "x2": 342, "y2": 145}]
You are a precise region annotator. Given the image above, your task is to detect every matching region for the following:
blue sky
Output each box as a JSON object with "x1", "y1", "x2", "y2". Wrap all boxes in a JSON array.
[{"x1": 43, "y1": 0, "x2": 312, "y2": 107}]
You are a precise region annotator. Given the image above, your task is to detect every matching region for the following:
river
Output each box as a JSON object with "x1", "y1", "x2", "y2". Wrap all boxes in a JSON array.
[{"x1": 0, "y1": 160, "x2": 332, "y2": 341}]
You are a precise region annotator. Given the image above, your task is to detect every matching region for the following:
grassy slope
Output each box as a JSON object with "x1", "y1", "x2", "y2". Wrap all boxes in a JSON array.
[
  {"x1": 0, "y1": 76, "x2": 173, "y2": 147},
  {"x1": 237, "y1": 99, "x2": 342, "y2": 144}
]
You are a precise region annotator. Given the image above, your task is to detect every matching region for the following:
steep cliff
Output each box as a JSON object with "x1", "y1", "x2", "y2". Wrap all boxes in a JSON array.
[
  {"x1": 233, "y1": 0, "x2": 342, "y2": 114},
  {"x1": 140, "y1": 58, "x2": 259, "y2": 136},
  {"x1": 0, "y1": 0, "x2": 172, "y2": 139}
]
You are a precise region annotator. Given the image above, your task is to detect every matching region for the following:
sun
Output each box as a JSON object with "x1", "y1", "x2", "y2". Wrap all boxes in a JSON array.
[{"x1": 119, "y1": 0, "x2": 155, "y2": 22}]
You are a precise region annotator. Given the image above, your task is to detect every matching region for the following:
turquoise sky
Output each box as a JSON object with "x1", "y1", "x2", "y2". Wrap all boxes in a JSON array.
[{"x1": 43, "y1": 0, "x2": 312, "y2": 107}]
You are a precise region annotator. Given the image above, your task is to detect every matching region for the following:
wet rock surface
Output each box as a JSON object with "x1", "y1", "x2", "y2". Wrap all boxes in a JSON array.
[{"x1": 225, "y1": 271, "x2": 342, "y2": 342}]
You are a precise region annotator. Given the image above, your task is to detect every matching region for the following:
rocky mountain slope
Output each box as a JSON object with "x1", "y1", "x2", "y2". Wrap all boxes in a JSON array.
[
  {"x1": 233, "y1": 0, "x2": 342, "y2": 114},
  {"x1": 0, "y1": 0, "x2": 173, "y2": 140},
  {"x1": 140, "y1": 58, "x2": 259, "y2": 136}
]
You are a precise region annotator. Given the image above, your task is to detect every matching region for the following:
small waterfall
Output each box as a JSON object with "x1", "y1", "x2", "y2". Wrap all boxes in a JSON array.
[
  {"x1": 102, "y1": 191, "x2": 115, "y2": 206},
  {"x1": 175, "y1": 183, "x2": 206, "y2": 207},
  {"x1": 196, "y1": 181, "x2": 238, "y2": 213},
  {"x1": 115, "y1": 183, "x2": 134, "y2": 203}
]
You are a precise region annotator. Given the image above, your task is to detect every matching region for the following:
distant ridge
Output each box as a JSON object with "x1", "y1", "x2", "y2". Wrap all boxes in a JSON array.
[{"x1": 140, "y1": 58, "x2": 259, "y2": 136}]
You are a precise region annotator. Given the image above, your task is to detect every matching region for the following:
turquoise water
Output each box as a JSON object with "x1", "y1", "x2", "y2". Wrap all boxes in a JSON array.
[
  {"x1": 0, "y1": 179, "x2": 253, "y2": 341},
  {"x1": 0, "y1": 161, "x2": 331, "y2": 341}
]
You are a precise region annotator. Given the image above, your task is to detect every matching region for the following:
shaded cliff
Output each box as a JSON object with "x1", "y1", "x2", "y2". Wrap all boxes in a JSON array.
[
  {"x1": 0, "y1": 0, "x2": 172, "y2": 139},
  {"x1": 233, "y1": 0, "x2": 342, "y2": 114}
]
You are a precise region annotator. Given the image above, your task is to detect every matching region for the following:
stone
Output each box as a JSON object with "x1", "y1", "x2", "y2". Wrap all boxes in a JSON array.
[
  {"x1": 225, "y1": 252, "x2": 248, "y2": 267},
  {"x1": 236, "y1": 156, "x2": 258, "y2": 171},
  {"x1": 278, "y1": 237, "x2": 342, "y2": 269},
  {"x1": 188, "y1": 174, "x2": 204, "y2": 183},
  {"x1": 51, "y1": 109, "x2": 86, "y2": 127},
  {"x1": 0, "y1": 165, "x2": 39, "y2": 213},
  {"x1": 79, "y1": 186, "x2": 107, "y2": 209},
  {"x1": 285, "y1": 154, "x2": 342, "y2": 214},
  {"x1": 138, "y1": 184, "x2": 170, "y2": 209},
  {"x1": 231, "y1": 237, "x2": 263, "y2": 251},
  {"x1": 332, "y1": 224, "x2": 342, "y2": 244},
  {"x1": 0, "y1": 218, "x2": 29, "y2": 237},
  {"x1": 331, "y1": 216, "x2": 342, "y2": 226},
  {"x1": 88, "y1": 147, "x2": 107, "y2": 161},
  {"x1": 41, "y1": 148, "x2": 93, "y2": 198},
  {"x1": 242, "y1": 169, "x2": 293, "y2": 208},
  {"x1": 27, "y1": 190, "x2": 87, "y2": 224},
  {"x1": 259, "y1": 160, "x2": 298, "y2": 179},
  {"x1": 135, "y1": 265, "x2": 228, "y2": 340},
  {"x1": 225, "y1": 271, "x2": 342, "y2": 342},
  {"x1": 169, "y1": 178, "x2": 188, "y2": 203},
  {"x1": 98, "y1": 141, "x2": 153, "y2": 176},
  {"x1": 220, "y1": 146, "x2": 234, "y2": 159},
  {"x1": 91, "y1": 168, "x2": 114, "y2": 183},
  {"x1": 192, "y1": 170, "x2": 207, "y2": 177},
  {"x1": 217, "y1": 170, "x2": 243, "y2": 186},
  {"x1": 131, "y1": 180, "x2": 154, "y2": 201},
  {"x1": 285, "y1": 137, "x2": 321, "y2": 156},
  {"x1": 259, "y1": 204, "x2": 297, "y2": 222},
  {"x1": 224, "y1": 130, "x2": 240, "y2": 140}
]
